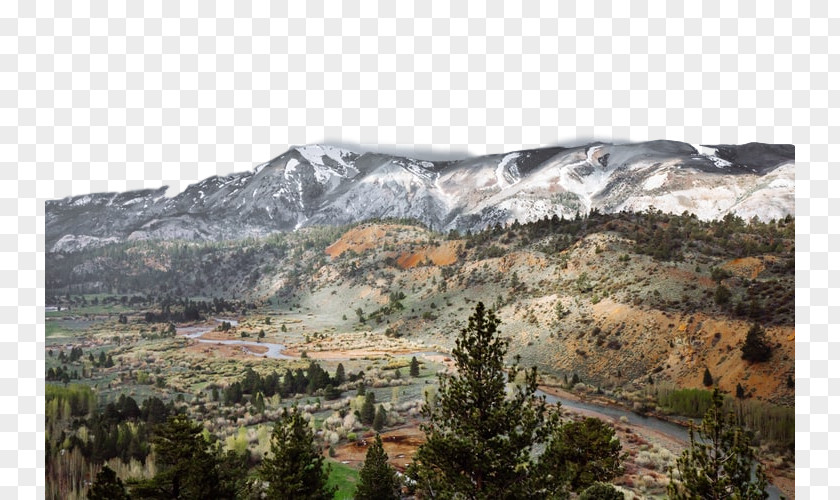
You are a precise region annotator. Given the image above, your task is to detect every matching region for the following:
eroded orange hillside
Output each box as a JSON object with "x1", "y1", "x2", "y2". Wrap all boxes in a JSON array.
[
  {"x1": 325, "y1": 223, "x2": 462, "y2": 269},
  {"x1": 538, "y1": 299, "x2": 794, "y2": 403},
  {"x1": 721, "y1": 256, "x2": 767, "y2": 279}
]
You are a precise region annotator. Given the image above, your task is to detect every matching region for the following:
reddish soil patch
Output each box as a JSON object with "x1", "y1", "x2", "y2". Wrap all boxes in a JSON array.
[
  {"x1": 325, "y1": 226, "x2": 391, "y2": 258},
  {"x1": 193, "y1": 330, "x2": 242, "y2": 341},
  {"x1": 396, "y1": 241, "x2": 459, "y2": 269},
  {"x1": 721, "y1": 256, "x2": 765, "y2": 279},
  {"x1": 330, "y1": 426, "x2": 426, "y2": 471},
  {"x1": 324, "y1": 223, "x2": 460, "y2": 269}
]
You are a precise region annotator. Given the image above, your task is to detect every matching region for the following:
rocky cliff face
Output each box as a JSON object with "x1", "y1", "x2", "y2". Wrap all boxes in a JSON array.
[{"x1": 46, "y1": 141, "x2": 794, "y2": 252}]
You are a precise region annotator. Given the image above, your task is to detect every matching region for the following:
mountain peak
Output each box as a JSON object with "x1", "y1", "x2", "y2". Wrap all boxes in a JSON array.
[{"x1": 46, "y1": 142, "x2": 794, "y2": 252}]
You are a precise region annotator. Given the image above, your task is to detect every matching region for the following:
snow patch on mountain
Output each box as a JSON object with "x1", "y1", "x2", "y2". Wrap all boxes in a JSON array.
[
  {"x1": 643, "y1": 172, "x2": 668, "y2": 191},
  {"x1": 694, "y1": 145, "x2": 733, "y2": 168},
  {"x1": 284, "y1": 158, "x2": 300, "y2": 177},
  {"x1": 496, "y1": 153, "x2": 521, "y2": 188},
  {"x1": 53, "y1": 234, "x2": 120, "y2": 253}
]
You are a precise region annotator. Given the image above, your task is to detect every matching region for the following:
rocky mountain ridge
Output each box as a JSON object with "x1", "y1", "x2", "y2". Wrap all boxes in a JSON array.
[{"x1": 46, "y1": 141, "x2": 794, "y2": 252}]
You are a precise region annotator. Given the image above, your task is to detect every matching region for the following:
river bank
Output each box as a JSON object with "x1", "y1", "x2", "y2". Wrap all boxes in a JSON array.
[{"x1": 539, "y1": 385, "x2": 792, "y2": 500}]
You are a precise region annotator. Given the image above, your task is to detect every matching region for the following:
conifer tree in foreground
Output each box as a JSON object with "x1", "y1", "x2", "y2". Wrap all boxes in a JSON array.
[
  {"x1": 539, "y1": 417, "x2": 625, "y2": 494},
  {"x1": 668, "y1": 388, "x2": 768, "y2": 500},
  {"x1": 410, "y1": 301, "x2": 561, "y2": 499},
  {"x1": 409, "y1": 356, "x2": 420, "y2": 377},
  {"x1": 129, "y1": 414, "x2": 221, "y2": 499},
  {"x1": 355, "y1": 434, "x2": 401, "y2": 500},
  {"x1": 260, "y1": 406, "x2": 336, "y2": 500},
  {"x1": 88, "y1": 464, "x2": 129, "y2": 500}
]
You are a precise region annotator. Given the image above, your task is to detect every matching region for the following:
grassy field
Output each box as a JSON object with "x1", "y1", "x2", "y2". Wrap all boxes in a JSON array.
[{"x1": 326, "y1": 459, "x2": 359, "y2": 499}]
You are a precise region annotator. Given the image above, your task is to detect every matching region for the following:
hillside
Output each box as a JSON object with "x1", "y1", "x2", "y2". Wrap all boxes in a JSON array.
[{"x1": 47, "y1": 210, "x2": 794, "y2": 407}]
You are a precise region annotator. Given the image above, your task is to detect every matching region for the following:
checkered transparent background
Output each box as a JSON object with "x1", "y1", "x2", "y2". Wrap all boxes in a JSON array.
[{"x1": 4, "y1": 1, "x2": 833, "y2": 498}]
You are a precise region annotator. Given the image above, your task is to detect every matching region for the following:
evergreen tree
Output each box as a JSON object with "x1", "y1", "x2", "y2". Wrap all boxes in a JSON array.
[
  {"x1": 334, "y1": 363, "x2": 346, "y2": 385},
  {"x1": 361, "y1": 391, "x2": 376, "y2": 425},
  {"x1": 580, "y1": 482, "x2": 624, "y2": 500},
  {"x1": 714, "y1": 284, "x2": 731, "y2": 306},
  {"x1": 254, "y1": 392, "x2": 266, "y2": 413},
  {"x1": 217, "y1": 449, "x2": 253, "y2": 499},
  {"x1": 668, "y1": 388, "x2": 768, "y2": 499},
  {"x1": 130, "y1": 414, "x2": 220, "y2": 499},
  {"x1": 259, "y1": 407, "x2": 336, "y2": 499},
  {"x1": 324, "y1": 384, "x2": 342, "y2": 400},
  {"x1": 409, "y1": 356, "x2": 420, "y2": 377},
  {"x1": 89, "y1": 464, "x2": 129, "y2": 500},
  {"x1": 741, "y1": 323, "x2": 773, "y2": 362},
  {"x1": 703, "y1": 367, "x2": 714, "y2": 387},
  {"x1": 373, "y1": 404, "x2": 386, "y2": 431},
  {"x1": 355, "y1": 434, "x2": 401, "y2": 500},
  {"x1": 539, "y1": 417, "x2": 625, "y2": 494},
  {"x1": 410, "y1": 302, "x2": 560, "y2": 498}
]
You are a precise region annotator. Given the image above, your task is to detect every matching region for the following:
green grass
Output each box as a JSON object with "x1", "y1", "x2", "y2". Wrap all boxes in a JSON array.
[
  {"x1": 45, "y1": 322, "x2": 68, "y2": 337},
  {"x1": 326, "y1": 459, "x2": 359, "y2": 500}
]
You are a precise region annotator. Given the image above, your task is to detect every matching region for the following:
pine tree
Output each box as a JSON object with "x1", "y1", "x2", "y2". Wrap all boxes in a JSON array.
[
  {"x1": 409, "y1": 356, "x2": 420, "y2": 377},
  {"x1": 668, "y1": 388, "x2": 768, "y2": 499},
  {"x1": 580, "y1": 482, "x2": 624, "y2": 500},
  {"x1": 373, "y1": 404, "x2": 386, "y2": 431},
  {"x1": 355, "y1": 434, "x2": 401, "y2": 500},
  {"x1": 89, "y1": 464, "x2": 129, "y2": 500},
  {"x1": 254, "y1": 392, "x2": 266, "y2": 413},
  {"x1": 334, "y1": 363, "x2": 346, "y2": 385},
  {"x1": 410, "y1": 302, "x2": 560, "y2": 498},
  {"x1": 130, "y1": 414, "x2": 220, "y2": 499},
  {"x1": 539, "y1": 417, "x2": 625, "y2": 494},
  {"x1": 741, "y1": 323, "x2": 772, "y2": 362},
  {"x1": 703, "y1": 367, "x2": 714, "y2": 387},
  {"x1": 259, "y1": 407, "x2": 336, "y2": 499},
  {"x1": 361, "y1": 391, "x2": 376, "y2": 425},
  {"x1": 736, "y1": 383, "x2": 746, "y2": 399},
  {"x1": 714, "y1": 284, "x2": 731, "y2": 306}
]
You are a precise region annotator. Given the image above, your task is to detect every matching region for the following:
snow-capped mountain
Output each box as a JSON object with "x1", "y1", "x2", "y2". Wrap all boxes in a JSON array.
[{"x1": 46, "y1": 141, "x2": 794, "y2": 252}]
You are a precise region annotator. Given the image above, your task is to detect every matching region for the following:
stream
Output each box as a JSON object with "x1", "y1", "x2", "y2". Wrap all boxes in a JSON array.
[{"x1": 178, "y1": 318, "x2": 295, "y2": 359}]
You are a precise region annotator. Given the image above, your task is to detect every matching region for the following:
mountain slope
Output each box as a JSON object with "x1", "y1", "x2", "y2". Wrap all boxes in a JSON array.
[
  {"x1": 46, "y1": 141, "x2": 794, "y2": 252},
  {"x1": 45, "y1": 212, "x2": 795, "y2": 405}
]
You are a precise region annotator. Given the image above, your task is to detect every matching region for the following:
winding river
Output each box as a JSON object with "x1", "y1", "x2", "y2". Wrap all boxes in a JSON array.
[{"x1": 178, "y1": 319, "x2": 295, "y2": 359}]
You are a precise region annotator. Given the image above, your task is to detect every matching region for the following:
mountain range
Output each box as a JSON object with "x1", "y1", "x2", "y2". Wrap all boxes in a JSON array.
[{"x1": 46, "y1": 141, "x2": 794, "y2": 252}]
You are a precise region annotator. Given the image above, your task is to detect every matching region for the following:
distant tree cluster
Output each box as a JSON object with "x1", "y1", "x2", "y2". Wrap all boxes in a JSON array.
[{"x1": 221, "y1": 362, "x2": 356, "y2": 406}]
